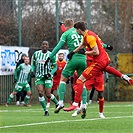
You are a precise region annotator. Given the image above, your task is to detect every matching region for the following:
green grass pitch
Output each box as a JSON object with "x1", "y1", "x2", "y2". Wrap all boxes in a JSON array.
[{"x1": 0, "y1": 102, "x2": 133, "y2": 133}]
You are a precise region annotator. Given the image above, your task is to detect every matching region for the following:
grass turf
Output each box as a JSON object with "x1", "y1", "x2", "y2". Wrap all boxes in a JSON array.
[{"x1": 0, "y1": 102, "x2": 133, "y2": 133}]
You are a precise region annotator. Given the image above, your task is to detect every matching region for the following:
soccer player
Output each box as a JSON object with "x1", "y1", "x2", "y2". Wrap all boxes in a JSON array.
[
  {"x1": 31, "y1": 41, "x2": 58, "y2": 116},
  {"x1": 63, "y1": 21, "x2": 111, "y2": 118},
  {"x1": 60, "y1": 23, "x2": 133, "y2": 85},
  {"x1": 46, "y1": 53, "x2": 66, "y2": 108},
  {"x1": 44, "y1": 19, "x2": 87, "y2": 113},
  {"x1": 15, "y1": 53, "x2": 27, "y2": 106},
  {"x1": 5, "y1": 57, "x2": 32, "y2": 107}
]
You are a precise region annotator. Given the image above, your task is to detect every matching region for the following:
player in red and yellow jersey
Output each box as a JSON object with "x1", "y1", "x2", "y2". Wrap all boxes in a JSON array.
[
  {"x1": 63, "y1": 21, "x2": 110, "y2": 118},
  {"x1": 46, "y1": 53, "x2": 66, "y2": 108}
]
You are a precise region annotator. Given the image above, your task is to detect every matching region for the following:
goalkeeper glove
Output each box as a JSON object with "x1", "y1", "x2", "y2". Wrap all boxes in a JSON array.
[
  {"x1": 106, "y1": 45, "x2": 113, "y2": 51},
  {"x1": 67, "y1": 51, "x2": 75, "y2": 60},
  {"x1": 78, "y1": 49, "x2": 86, "y2": 54}
]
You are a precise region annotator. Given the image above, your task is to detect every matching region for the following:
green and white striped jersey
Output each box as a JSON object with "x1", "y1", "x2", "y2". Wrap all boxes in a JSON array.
[
  {"x1": 31, "y1": 50, "x2": 56, "y2": 78},
  {"x1": 14, "y1": 63, "x2": 31, "y2": 83}
]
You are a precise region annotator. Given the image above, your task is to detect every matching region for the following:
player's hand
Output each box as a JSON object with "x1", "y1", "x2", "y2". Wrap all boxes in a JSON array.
[
  {"x1": 106, "y1": 45, "x2": 113, "y2": 51},
  {"x1": 53, "y1": 72, "x2": 57, "y2": 76},
  {"x1": 14, "y1": 79, "x2": 17, "y2": 83},
  {"x1": 44, "y1": 57, "x2": 50, "y2": 68},
  {"x1": 44, "y1": 72, "x2": 51, "y2": 79},
  {"x1": 67, "y1": 51, "x2": 75, "y2": 60},
  {"x1": 78, "y1": 49, "x2": 86, "y2": 54},
  {"x1": 31, "y1": 72, "x2": 35, "y2": 78},
  {"x1": 59, "y1": 22, "x2": 64, "y2": 25}
]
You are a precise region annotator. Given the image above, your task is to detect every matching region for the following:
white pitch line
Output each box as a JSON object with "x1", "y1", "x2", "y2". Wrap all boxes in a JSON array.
[{"x1": 0, "y1": 115, "x2": 133, "y2": 129}]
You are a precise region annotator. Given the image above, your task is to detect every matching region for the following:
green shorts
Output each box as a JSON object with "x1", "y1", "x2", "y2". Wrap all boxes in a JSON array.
[
  {"x1": 14, "y1": 82, "x2": 31, "y2": 92},
  {"x1": 35, "y1": 78, "x2": 53, "y2": 88},
  {"x1": 62, "y1": 53, "x2": 86, "y2": 78}
]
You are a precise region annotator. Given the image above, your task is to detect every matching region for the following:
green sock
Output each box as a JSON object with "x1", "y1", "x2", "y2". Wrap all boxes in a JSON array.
[
  {"x1": 58, "y1": 82, "x2": 66, "y2": 100},
  {"x1": 82, "y1": 88, "x2": 87, "y2": 104},
  {"x1": 7, "y1": 93, "x2": 14, "y2": 104},
  {"x1": 50, "y1": 94, "x2": 58, "y2": 105},
  {"x1": 24, "y1": 95, "x2": 30, "y2": 104},
  {"x1": 39, "y1": 97, "x2": 47, "y2": 111}
]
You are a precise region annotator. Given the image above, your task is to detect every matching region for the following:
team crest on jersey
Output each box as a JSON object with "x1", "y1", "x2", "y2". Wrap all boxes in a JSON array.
[{"x1": 37, "y1": 59, "x2": 45, "y2": 64}]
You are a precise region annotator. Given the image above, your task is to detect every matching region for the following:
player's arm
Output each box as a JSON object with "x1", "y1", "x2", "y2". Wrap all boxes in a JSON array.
[
  {"x1": 49, "y1": 40, "x2": 65, "y2": 59},
  {"x1": 31, "y1": 53, "x2": 36, "y2": 72},
  {"x1": 14, "y1": 65, "x2": 21, "y2": 81},
  {"x1": 85, "y1": 36, "x2": 99, "y2": 56},
  {"x1": 50, "y1": 56, "x2": 57, "y2": 75},
  {"x1": 73, "y1": 42, "x2": 85, "y2": 53},
  {"x1": 27, "y1": 68, "x2": 32, "y2": 82}
]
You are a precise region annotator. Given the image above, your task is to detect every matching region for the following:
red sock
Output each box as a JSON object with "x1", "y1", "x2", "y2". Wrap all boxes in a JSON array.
[
  {"x1": 47, "y1": 98, "x2": 50, "y2": 103},
  {"x1": 99, "y1": 98, "x2": 104, "y2": 113},
  {"x1": 60, "y1": 24, "x2": 66, "y2": 33},
  {"x1": 105, "y1": 66, "x2": 122, "y2": 77},
  {"x1": 74, "y1": 79, "x2": 84, "y2": 103}
]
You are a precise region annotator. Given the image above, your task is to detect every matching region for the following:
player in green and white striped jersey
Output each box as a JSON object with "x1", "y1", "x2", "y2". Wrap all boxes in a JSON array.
[
  {"x1": 5, "y1": 57, "x2": 32, "y2": 107},
  {"x1": 31, "y1": 41, "x2": 58, "y2": 116}
]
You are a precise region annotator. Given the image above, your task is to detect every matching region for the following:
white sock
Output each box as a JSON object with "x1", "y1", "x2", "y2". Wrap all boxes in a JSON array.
[{"x1": 72, "y1": 102, "x2": 78, "y2": 106}]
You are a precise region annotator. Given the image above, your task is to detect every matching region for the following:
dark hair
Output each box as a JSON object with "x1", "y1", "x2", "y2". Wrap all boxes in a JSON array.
[
  {"x1": 58, "y1": 53, "x2": 64, "y2": 56},
  {"x1": 74, "y1": 21, "x2": 87, "y2": 31}
]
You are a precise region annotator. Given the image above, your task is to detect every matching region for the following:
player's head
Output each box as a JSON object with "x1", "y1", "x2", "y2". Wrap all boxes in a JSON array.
[
  {"x1": 74, "y1": 21, "x2": 87, "y2": 35},
  {"x1": 41, "y1": 41, "x2": 49, "y2": 53},
  {"x1": 58, "y1": 53, "x2": 64, "y2": 61},
  {"x1": 21, "y1": 53, "x2": 27, "y2": 60},
  {"x1": 24, "y1": 56, "x2": 30, "y2": 65},
  {"x1": 64, "y1": 19, "x2": 74, "y2": 30}
]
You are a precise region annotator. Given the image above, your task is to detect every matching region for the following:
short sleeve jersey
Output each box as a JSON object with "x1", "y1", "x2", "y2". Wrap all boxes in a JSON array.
[
  {"x1": 83, "y1": 30, "x2": 110, "y2": 62},
  {"x1": 31, "y1": 50, "x2": 56, "y2": 78},
  {"x1": 60, "y1": 28, "x2": 83, "y2": 52}
]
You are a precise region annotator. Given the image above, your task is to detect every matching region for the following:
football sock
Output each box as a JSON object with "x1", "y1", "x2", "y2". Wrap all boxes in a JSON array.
[
  {"x1": 24, "y1": 95, "x2": 30, "y2": 104},
  {"x1": 39, "y1": 96, "x2": 47, "y2": 111},
  {"x1": 105, "y1": 66, "x2": 122, "y2": 77},
  {"x1": 74, "y1": 79, "x2": 84, "y2": 103},
  {"x1": 47, "y1": 98, "x2": 50, "y2": 103},
  {"x1": 99, "y1": 97, "x2": 104, "y2": 113},
  {"x1": 82, "y1": 87, "x2": 87, "y2": 104},
  {"x1": 7, "y1": 93, "x2": 14, "y2": 104},
  {"x1": 50, "y1": 94, "x2": 58, "y2": 105},
  {"x1": 58, "y1": 81, "x2": 66, "y2": 101}
]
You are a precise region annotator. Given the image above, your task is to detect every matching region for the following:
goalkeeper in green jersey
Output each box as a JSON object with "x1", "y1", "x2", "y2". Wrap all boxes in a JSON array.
[
  {"x1": 5, "y1": 57, "x2": 32, "y2": 107},
  {"x1": 31, "y1": 41, "x2": 58, "y2": 116},
  {"x1": 44, "y1": 19, "x2": 87, "y2": 113}
]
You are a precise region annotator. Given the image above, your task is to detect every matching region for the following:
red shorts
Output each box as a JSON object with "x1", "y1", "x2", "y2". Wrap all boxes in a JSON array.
[
  {"x1": 51, "y1": 80, "x2": 60, "y2": 91},
  {"x1": 82, "y1": 59, "x2": 109, "y2": 80},
  {"x1": 85, "y1": 75, "x2": 104, "y2": 91}
]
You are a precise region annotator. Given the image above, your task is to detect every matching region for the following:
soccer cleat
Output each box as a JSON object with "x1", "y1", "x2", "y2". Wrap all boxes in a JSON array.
[
  {"x1": 20, "y1": 101, "x2": 24, "y2": 105},
  {"x1": 88, "y1": 100, "x2": 92, "y2": 105},
  {"x1": 44, "y1": 111, "x2": 49, "y2": 116},
  {"x1": 72, "y1": 108, "x2": 82, "y2": 117},
  {"x1": 16, "y1": 101, "x2": 20, "y2": 106},
  {"x1": 121, "y1": 74, "x2": 133, "y2": 85},
  {"x1": 98, "y1": 113, "x2": 105, "y2": 118},
  {"x1": 63, "y1": 105, "x2": 78, "y2": 112},
  {"x1": 54, "y1": 105, "x2": 64, "y2": 113},
  {"x1": 5, "y1": 103, "x2": 9, "y2": 107},
  {"x1": 46, "y1": 103, "x2": 50, "y2": 108},
  {"x1": 81, "y1": 108, "x2": 86, "y2": 119}
]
